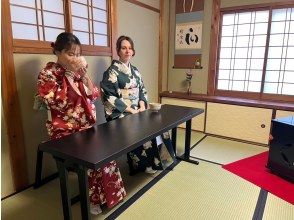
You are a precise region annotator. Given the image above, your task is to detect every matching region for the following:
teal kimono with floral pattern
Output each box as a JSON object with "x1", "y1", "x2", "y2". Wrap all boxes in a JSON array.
[
  {"x1": 101, "y1": 60, "x2": 175, "y2": 174},
  {"x1": 100, "y1": 60, "x2": 147, "y2": 121}
]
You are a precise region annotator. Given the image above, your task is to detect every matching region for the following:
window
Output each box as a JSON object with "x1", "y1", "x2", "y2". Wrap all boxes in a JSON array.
[
  {"x1": 71, "y1": 0, "x2": 108, "y2": 46},
  {"x1": 216, "y1": 5, "x2": 294, "y2": 101},
  {"x1": 10, "y1": 0, "x2": 65, "y2": 41},
  {"x1": 8, "y1": 0, "x2": 114, "y2": 55},
  {"x1": 265, "y1": 8, "x2": 294, "y2": 96}
]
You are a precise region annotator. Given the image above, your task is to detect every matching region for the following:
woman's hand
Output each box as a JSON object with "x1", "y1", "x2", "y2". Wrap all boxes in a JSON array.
[
  {"x1": 67, "y1": 56, "x2": 88, "y2": 74},
  {"x1": 138, "y1": 101, "x2": 146, "y2": 112},
  {"x1": 66, "y1": 58, "x2": 80, "y2": 72},
  {"x1": 131, "y1": 109, "x2": 139, "y2": 114},
  {"x1": 139, "y1": 106, "x2": 146, "y2": 112},
  {"x1": 78, "y1": 67, "x2": 87, "y2": 78},
  {"x1": 125, "y1": 107, "x2": 139, "y2": 114}
]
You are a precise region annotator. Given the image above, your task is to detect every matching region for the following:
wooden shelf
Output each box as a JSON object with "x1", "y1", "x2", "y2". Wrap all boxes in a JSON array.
[
  {"x1": 172, "y1": 66, "x2": 203, "y2": 69},
  {"x1": 160, "y1": 91, "x2": 294, "y2": 111}
]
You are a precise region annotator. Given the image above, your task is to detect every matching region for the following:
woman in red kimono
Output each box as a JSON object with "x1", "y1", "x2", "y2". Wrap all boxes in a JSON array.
[{"x1": 37, "y1": 32, "x2": 126, "y2": 215}]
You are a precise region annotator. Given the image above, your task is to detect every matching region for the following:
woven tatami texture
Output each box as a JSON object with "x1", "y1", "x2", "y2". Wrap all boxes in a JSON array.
[
  {"x1": 176, "y1": 129, "x2": 205, "y2": 147},
  {"x1": 263, "y1": 193, "x2": 294, "y2": 220},
  {"x1": 117, "y1": 161, "x2": 260, "y2": 220},
  {"x1": 190, "y1": 136, "x2": 268, "y2": 164}
]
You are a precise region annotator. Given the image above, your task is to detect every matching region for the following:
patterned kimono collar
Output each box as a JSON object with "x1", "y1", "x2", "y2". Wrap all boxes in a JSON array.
[
  {"x1": 46, "y1": 62, "x2": 66, "y2": 75},
  {"x1": 112, "y1": 60, "x2": 132, "y2": 76}
]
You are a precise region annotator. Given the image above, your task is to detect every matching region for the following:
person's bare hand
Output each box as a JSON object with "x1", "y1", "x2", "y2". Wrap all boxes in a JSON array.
[
  {"x1": 139, "y1": 101, "x2": 146, "y2": 112},
  {"x1": 130, "y1": 108, "x2": 139, "y2": 114},
  {"x1": 67, "y1": 56, "x2": 88, "y2": 74},
  {"x1": 139, "y1": 106, "x2": 146, "y2": 112},
  {"x1": 78, "y1": 67, "x2": 87, "y2": 78}
]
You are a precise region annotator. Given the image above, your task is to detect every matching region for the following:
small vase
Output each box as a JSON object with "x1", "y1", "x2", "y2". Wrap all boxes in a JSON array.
[{"x1": 187, "y1": 81, "x2": 192, "y2": 94}]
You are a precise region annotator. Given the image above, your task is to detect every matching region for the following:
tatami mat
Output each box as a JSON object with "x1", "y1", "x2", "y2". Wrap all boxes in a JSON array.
[
  {"x1": 1, "y1": 173, "x2": 78, "y2": 220},
  {"x1": 176, "y1": 128, "x2": 206, "y2": 155},
  {"x1": 190, "y1": 136, "x2": 268, "y2": 164},
  {"x1": 1, "y1": 157, "x2": 155, "y2": 220},
  {"x1": 116, "y1": 161, "x2": 260, "y2": 220},
  {"x1": 263, "y1": 193, "x2": 294, "y2": 220}
]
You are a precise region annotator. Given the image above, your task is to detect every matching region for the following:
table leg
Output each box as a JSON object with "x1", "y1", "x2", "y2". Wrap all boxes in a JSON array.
[
  {"x1": 34, "y1": 148, "x2": 43, "y2": 188},
  {"x1": 184, "y1": 119, "x2": 192, "y2": 159},
  {"x1": 171, "y1": 127, "x2": 177, "y2": 155},
  {"x1": 176, "y1": 119, "x2": 199, "y2": 165},
  {"x1": 55, "y1": 158, "x2": 72, "y2": 220},
  {"x1": 76, "y1": 166, "x2": 90, "y2": 220}
]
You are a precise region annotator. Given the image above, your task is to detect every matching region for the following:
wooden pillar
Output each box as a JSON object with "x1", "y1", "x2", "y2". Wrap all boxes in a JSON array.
[
  {"x1": 207, "y1": 0, "x2": 221, "y2": 95},
  {"x1": 110, "y1": 0, "x2": 118, "y2": 60},
  {"x1": 1, "y1": 0, "x2": 28, "y2": 190},
  {"x1": 158, "y1": 0, "x2": 164, "y2": 100}
]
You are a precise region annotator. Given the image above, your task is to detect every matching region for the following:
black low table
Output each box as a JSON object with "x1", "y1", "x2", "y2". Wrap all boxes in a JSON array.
[
  {"x1": 39, "y1": 104, "x2": 204, "y2": 220},
  {"x1": 267, "y1": 116, "x2": 294, "y2": 182}
]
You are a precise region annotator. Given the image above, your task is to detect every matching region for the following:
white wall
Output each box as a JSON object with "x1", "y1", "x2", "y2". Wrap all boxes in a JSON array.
[
  {"x1": 137, "y1": 0, "x2": 160, "y2": 9},
  {"x1": 117, "y1": 0, "x2": 160, "y2": 102},
  {"x1": 1, "y1": 103, "x2": 15, "y2": 197}
]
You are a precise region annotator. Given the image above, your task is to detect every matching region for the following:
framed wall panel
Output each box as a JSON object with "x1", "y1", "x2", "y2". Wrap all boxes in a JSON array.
[{"x1": 206, "y1": 102, "x2": 272, "y2": 144}]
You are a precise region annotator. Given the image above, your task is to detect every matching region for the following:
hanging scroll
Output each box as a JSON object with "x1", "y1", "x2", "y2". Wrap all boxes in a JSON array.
[{"x1": 174, "y1": 0, "x2": 204, "y2": 68}]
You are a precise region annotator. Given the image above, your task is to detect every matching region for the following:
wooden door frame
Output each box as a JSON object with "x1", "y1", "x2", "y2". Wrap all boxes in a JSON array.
[{"x1": 1, "y1": 0, "x2": 28, "y2": 191}]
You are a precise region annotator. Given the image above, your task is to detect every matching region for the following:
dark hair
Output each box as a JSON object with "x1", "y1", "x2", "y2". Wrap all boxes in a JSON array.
[
  {"x1": 51, "y1": 32, "x2": 81, "y2": 55},
  {"x1": 116, "y1": 35, "x2": 135, "y2": 57}
]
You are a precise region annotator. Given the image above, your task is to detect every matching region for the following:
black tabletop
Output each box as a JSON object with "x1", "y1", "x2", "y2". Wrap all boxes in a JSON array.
[{"x1": 39, "y1": 104, "x2": 204, "y2": 169}]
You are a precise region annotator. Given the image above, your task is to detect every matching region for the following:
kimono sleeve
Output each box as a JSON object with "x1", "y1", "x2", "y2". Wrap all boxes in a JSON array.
[
  {"x1": 100, "y1": 68, "x2": 127, "y2": 113},
  {"x1": 37, "y1": 68, "x2": 68, "y2": 110},
  {"x1": 84, "y1": 82, "x2": 100, "y2": 102},
  {"x1": 138, "y1": 71, "x2": 148, "y2": 105}
]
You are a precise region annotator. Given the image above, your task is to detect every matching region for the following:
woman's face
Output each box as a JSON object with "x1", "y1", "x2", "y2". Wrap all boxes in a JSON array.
[
  {"x1": 57, "y1": 44, "x2": 81, "y2": 66},
  {"x1": 118, "y1": 40, "x2": 134, "y2": 64}
]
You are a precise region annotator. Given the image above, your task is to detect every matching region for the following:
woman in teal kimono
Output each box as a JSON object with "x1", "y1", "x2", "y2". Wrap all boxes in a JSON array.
[{"x1": 100, "y1": 36, "x2": 175, "y2": 174}]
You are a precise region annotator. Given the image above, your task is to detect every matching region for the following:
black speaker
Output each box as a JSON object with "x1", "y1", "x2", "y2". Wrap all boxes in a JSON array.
[{"x1": 267, "y1": 116, "x2": 294, "y2": 182}]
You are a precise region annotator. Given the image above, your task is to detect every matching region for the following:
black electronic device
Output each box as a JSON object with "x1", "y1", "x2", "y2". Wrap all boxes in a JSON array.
[{"x1": 267, "y1": 116, "x2": 294, "y2": 182}]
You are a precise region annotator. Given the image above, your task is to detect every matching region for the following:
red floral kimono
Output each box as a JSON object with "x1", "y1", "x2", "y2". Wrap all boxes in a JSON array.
[{"x1": 37, "y1": 62, "x2": 126, "y2": 208}]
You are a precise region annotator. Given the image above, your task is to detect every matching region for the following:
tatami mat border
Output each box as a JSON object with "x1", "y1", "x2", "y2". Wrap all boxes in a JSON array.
[
  {"x1": 253, "y1": 189, "x2": 268, "y2": 220},
  {"x1": 107, "y1": 160, "x2": 270, "y2": 220},
  {"x1": 106, "y1": 160, "x2": 181, "y2": 220},
  {"x1": 190, "y1": 156, "x2": 223, "y2": 165},
  {"x1": 189, "y1": 134, "x2": 208, "y2": 151}
]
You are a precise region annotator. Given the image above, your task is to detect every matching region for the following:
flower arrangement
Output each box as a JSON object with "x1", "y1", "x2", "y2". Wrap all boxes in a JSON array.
[
  {"x1": 185, "y1": 58, "x2": 201, "y2": 94},
  {"x1": 186, "y1": 71, "x2": 193, "y2": 94},
  {"x1": 186, "y1": 71, "x2": 193, "y2": 81}
]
